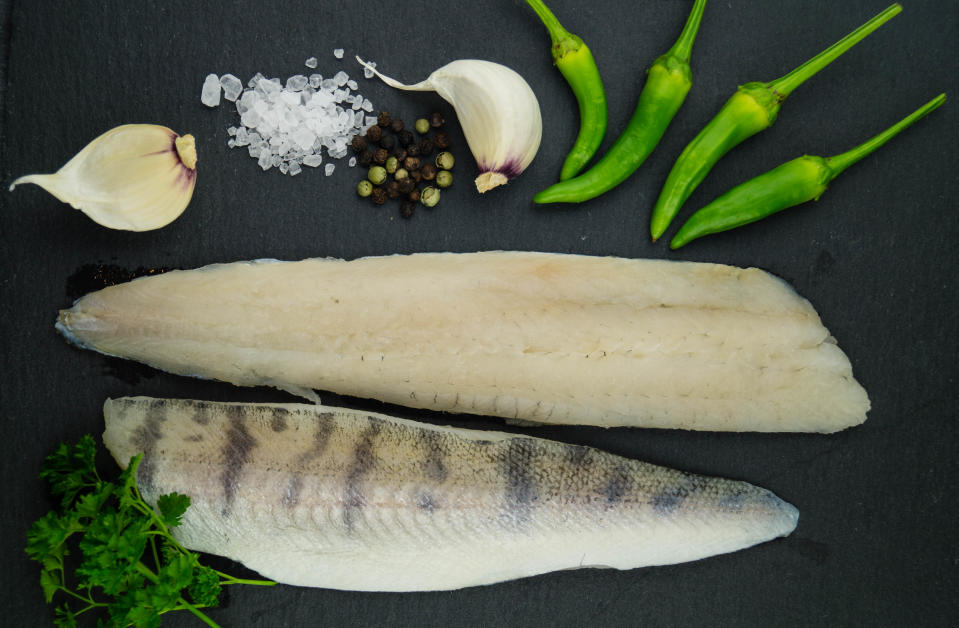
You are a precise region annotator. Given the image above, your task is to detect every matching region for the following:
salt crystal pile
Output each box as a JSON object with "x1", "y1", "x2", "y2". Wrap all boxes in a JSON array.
[{"x1": 203, "y1": 62, "x2": 377, "y2": 176}]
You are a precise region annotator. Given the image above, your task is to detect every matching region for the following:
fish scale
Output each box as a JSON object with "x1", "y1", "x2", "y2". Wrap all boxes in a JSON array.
[{"x1": 103, "y1": 397, "x2": 799, "y2": 592}]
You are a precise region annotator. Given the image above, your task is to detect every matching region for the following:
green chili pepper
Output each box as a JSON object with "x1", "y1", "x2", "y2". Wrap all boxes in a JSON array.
[
  {"x1": 525, "y1": 0, "x2": 608, "y2": 181},
  {"x1": 534, "y1": 0, "x2": 707, "y2": 205},
  {"x1": 650, "y1": 3, "x2": 902, "y2": 241},
  {"x1": 669, "y1": 93, "x2": 945, "y2": 249}
]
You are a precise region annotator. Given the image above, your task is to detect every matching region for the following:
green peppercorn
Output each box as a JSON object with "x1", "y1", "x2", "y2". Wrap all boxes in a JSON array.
[
  {"x1": 418, "y1": 139, "x2": 434, "y2": 157},
  {"x1": 385, "y1": 156, "x2": 398, "y2": 174},
  {"x1": 357, "y1": 180, "x2": 373, "y2": 197},
  {"x1": 365, "y1": 125, "x2": 382, "y2": 143},
  {"x1": 397, "y1": 130, "x2": 415, "y2": 147},
  {"x1": 377, "y1": 111, "x2": 391, "y2": 127},
  {"x1": 373, "y1": 148, "x2": 389, "y2": 165},
  {"x1": 435, "y1": 170, "x2": 453, "y2": 188},
  {"x1": 430, "y1": 112, "x2": 444, "y2": 127},
  {"x1": 386, "y1": 180, "x2": 401, "y2": 199},
  {"x1": 394, "y1": 168, "x2": 409, "y2": 181},
  {"x1": 414, "y1": 118, "x2": 430, "y2": 134},
  {"x1": 400, "y1": 201, "x2": 416, "y2": 219},
  {"x1": 371, "y1": 187, "x2": 388, "y2": 205},
  {"x1": 433, "y1": 132, "x2": 450, "y2": 149},
  {"x1": 403, "y1": 156, "x2": 421, "y2": 171},
  {"x1": 357, "y1": 149, "x2": 373, "y2": 166},
  {"x1": 420, "y1": 163, "x2": 437, "y2": 181},
  {"x1": 420, "y1": 186, "x2": 440, "y2": 207},
  {"x1": 391, "y1": 118, "x2": 404, "y2": 133},
  {"x1": 408, "y1": 188, "x2": 421, "y2": 202},
  {"x1": 368, "y1": 166, "x2": 387, "y2": 185},
  {"x1": 379, "y1": 134, "x2": 395, "y2": 151},
  {"x1": 397, "y1": 177, "x2": 415, "y2": 194},
  {"x1": 351, "y1": 135, "x2": 368, "y2": 153},
  {"x1": 435, "y1": 151, "x2": 455, "y2": 170}
]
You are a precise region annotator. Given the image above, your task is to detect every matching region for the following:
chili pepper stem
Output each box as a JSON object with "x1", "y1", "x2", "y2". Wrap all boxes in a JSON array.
[
  {"x1": 825, "y1": 93, "x2": 945, "y2": 178},
  {"x1": 525, "y1": 0, "x2": 582, "y2": 58},
  {"x1": 768, "y1": 4, "x2": 901, "y2": 99},
  {"x1": 667, "y1": 0, "x2": 707, "y2": 62}
]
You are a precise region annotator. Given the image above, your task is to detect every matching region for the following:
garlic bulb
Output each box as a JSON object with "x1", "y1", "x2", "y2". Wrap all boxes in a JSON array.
[
  {"x1": 357, "y1": 57, "x2": 542, "y2": 193},
  {"x1": 9, "y1": 124, "x2": 197, "y2": 231}
]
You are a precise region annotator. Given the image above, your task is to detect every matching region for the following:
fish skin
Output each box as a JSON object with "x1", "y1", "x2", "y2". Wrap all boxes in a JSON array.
[
  {"x1": 102, "y1": 397, "x2": 800, "y2": 592},
  {"x1": 61, "y1": 252, "x2": 869, "y2": 432}
]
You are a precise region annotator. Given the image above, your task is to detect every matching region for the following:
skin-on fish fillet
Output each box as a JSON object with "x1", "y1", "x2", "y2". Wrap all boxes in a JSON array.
[
  {"x1": 102, "y1": 397, "x2": 800, "y2": 591},
  {"x1": 61, "y1": 252, "x2": 869, "y2": 432}
]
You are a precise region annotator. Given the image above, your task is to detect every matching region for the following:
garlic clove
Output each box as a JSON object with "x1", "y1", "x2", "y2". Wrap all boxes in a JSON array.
[
  {"x1": 357, "y1": 57, "x2": 542, "y2": 194},
  {"x1": 9, "y1": 124, "x2": 197, "y2": 231}
]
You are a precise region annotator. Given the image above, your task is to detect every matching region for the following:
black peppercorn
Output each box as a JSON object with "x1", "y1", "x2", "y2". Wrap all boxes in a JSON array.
[
  {"x1": 405, "y1": 143, "x2": 420, "y2": 157},
  {"x1": 351, "y1": 135, "x2": 368, "y2": 153},
  {"x1": 386, "y1": 180, "x2": 401, "y2": 199},
  {"x1": 379, "y1": 134, "x2": 395, "y2": 150},
  {"x1": 420, "y1": 163, "x2": 437, "y2": 181},
  {"x1": 418, "y1": 139, "x2": 434, "y2": 156},
  {"x1": 392, "y1": 148, "x2": 407, "y2": 162},
  {"x1": 400, "y1": 201, "x2": 415, "y2": 219},
  {"x1": 430, "y1": 111, "x2": 445, "y2": 127},
  {"x1": 371, "y1": 187, "x2": 388, "y2": 205},
  {"x1": 408, "y1": 188, "x2": 421, "y2": 202},
  {"x1": 373, "y1": 148, "x2": 389, "y2": 165},
  {"x1": 397, "y1": 178, "x2": 415, "y2": 194},
  {"x1": 433, "y1": 132, "x2": 450, "y2": 149},
  {"x1": 365, "y1": 125, "x2": 382, "y2": 143},
  {"x1": 357, "y1": 149, "x2": 373, "y2": 166},
  {"x1": 397, "y1": 130, "x2": 415, "y2": 147},
  {"x1": 403, "y1": 156, "x2": 421, "y2": 171},
  {"x1": 390, "y1": 118, "x2": 404, "y2": 133},
  {"x1": 410, "y1": 170, "x2": 422, "y2": 183},
  {"x1": 377, "y1": 111, "x2": 391, "y2": 127}
]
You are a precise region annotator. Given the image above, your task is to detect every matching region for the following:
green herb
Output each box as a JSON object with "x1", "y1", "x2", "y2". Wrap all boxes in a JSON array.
[{"x1": 25, "y1": 435, "x2": 276, "y2": 628}]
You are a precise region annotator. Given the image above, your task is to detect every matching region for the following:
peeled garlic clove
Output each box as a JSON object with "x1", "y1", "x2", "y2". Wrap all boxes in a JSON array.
[
  {"x1": 9, "y1": 124, "x2": 197, "y2": 231},
  {"x1": 357, "y1": 57, "x2": 542, "y2": 194}
]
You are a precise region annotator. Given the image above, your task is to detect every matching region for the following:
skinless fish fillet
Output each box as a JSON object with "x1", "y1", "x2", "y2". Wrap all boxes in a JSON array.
[
  {"x1": 60, "y1": 251, "x2": 869, "y2": 432},
  {"x1": 102, "y1": 397, "x2": 800, "y2": 591}
]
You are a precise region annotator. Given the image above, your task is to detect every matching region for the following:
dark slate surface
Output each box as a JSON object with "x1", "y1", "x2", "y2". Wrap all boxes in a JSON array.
[{"x1": 1, "y1": 1, "x2": 957, "y2": 626}]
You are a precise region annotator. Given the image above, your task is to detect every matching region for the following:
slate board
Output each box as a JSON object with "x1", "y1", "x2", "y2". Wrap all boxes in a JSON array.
[{"x1": 1, "y1": 1, "x2": 957, "y2": 626}]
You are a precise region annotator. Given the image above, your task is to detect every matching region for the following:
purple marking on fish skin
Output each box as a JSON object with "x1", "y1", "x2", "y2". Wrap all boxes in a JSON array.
[
  {"x1": 343, "y1": 422, "x2": 381, "y2": 530},
  {"x1": 131, "y1": 399, "x2": 168, "y2": 493},
  {"x1": 478, "y1": 158, "x2": 524, "y2": 179},
  {"x1": 220, "y1": 406, "x2": 257, "y2": 516}
]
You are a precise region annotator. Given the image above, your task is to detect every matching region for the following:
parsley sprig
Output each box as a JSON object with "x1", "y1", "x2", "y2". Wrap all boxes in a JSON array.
[{"x1": 26, "y1": 435, "x2": 276, "y2": 627}]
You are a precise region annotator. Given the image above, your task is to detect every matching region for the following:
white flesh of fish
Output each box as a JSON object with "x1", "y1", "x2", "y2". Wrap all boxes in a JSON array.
[
  {"x1": 102, "y1": 397, "x2": 799, "y2": 591},
  {"x1": 62, "y1": 252, "x2": 869, "y2": 432}
]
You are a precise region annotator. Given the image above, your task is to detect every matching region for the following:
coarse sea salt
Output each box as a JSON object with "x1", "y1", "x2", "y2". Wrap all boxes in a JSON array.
[{"x1": 203, "y1": 63, "x2": 375, "y2": 176}]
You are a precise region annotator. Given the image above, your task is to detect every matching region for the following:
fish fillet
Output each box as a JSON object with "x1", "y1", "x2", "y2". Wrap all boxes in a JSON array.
[
  {"x1": 102, "y1": 397, "x2": 799, "y2": 591},
  {"x1": 61, "y1": 251, "x2": 869, "y2": 432}
]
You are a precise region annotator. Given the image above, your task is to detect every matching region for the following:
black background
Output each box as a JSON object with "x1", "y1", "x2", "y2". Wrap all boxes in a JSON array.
[{"x1": 2, "y1": 1, "x2": 957, "y2": 626}]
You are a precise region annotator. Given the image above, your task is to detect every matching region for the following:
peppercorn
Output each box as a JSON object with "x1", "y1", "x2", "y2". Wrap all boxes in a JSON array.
[
  {"x1": 418, "y1": 139, "x2": 434, "y2": 156},
  {"x1": 392, "y1": 147, "x2": 407, "y2": 162},
  {"x1": 351, "y1": 135, "x2": 368, "y2": 153},
  {"x1": 435, "y1": 170, "x2": 453, "y2": 188},
  {"x1": 405, "y1": 143, "x2": 420, "y2": 157},
  {"x1": 385, "y1": 156, "x2": 398, "y2": 174},
  {"x1": 408, "y1": 188, "x2": 421, "y2": 202},
  {"x1": 400, "y1": 201, "x2": 416, "y2": 219},
  {"x1": 397, "y1": 177, "x2": 415, "y2": 194},
  {"x1": 421, "y1": 186, "x2": 440, "y2": 207},
  {"x1": 386, "y1": 180, "x2": 401, "y2": 199},
  {"x1": 435, "y1": 151, "x2": 455, "y2": 170},
  {"x1": 430, "y1": 112, "x2": 445, "y2": 127},
  {"x1": 357, "y1": 149, "x2": 373, "y2": 166},
  {"x1": 403, "y1": 156, "x2": 421, "y2": 171},
  {"x1": 414, "y1": 118, "x2": 430, "y2": 135},
  {"x1": 373, "y1": 148, "x2": 389, "y2": 165},
  {"x1": 420, "y1": 163, "x2": 437, "y2": 181},
  {"x1": 371, "y1": 187, "x2": 388, "y2": 205},
  {"x1": 377, "y1": 111, "x2": 391, "y2": 127},
  {"x1": 390, "y1": 118, "x2": 404, "y2": 133},
  {"x1": 368, "y1": 166, "x2": 387, "y2": 185},
  {"x1": 379, "y1": 134, "x2": 395, "y2": 151},
  {"x1": 394, "y1": 168, "x2": 409, "y2": 181},
  {"x1": 357, "y1": 180, "x2": 373, "y2": 197},
  {"x1": 433, "y1": 132, "x2": 450, "y2": 149},
  {"x1": 365, "y1": 125, "x2": 382, "y2": 143},
  {"x1": 397, "y1": 130, "x2": 415, "y2": 147},
  {"x1": 410, "y1": 170, "x2": 422, "y2": 183}
]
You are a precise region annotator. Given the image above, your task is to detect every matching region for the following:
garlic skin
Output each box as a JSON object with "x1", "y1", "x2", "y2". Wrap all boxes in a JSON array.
[
  {"x1": 9, "y1": 124, "x2": 197, "y2": 231},
  {"x1": 357, "y1": 57, "x2": 542, "y2": 193}
]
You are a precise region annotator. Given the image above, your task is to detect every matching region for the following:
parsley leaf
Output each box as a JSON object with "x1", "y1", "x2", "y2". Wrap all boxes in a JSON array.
[{"x1": 26, "y1": 436, "x2": 276, "y2": 627}]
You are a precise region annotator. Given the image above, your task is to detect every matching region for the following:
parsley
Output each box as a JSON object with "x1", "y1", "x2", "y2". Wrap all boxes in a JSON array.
[{"x1": 26, "y1": 435, "x2": 276, "y2": 627}]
